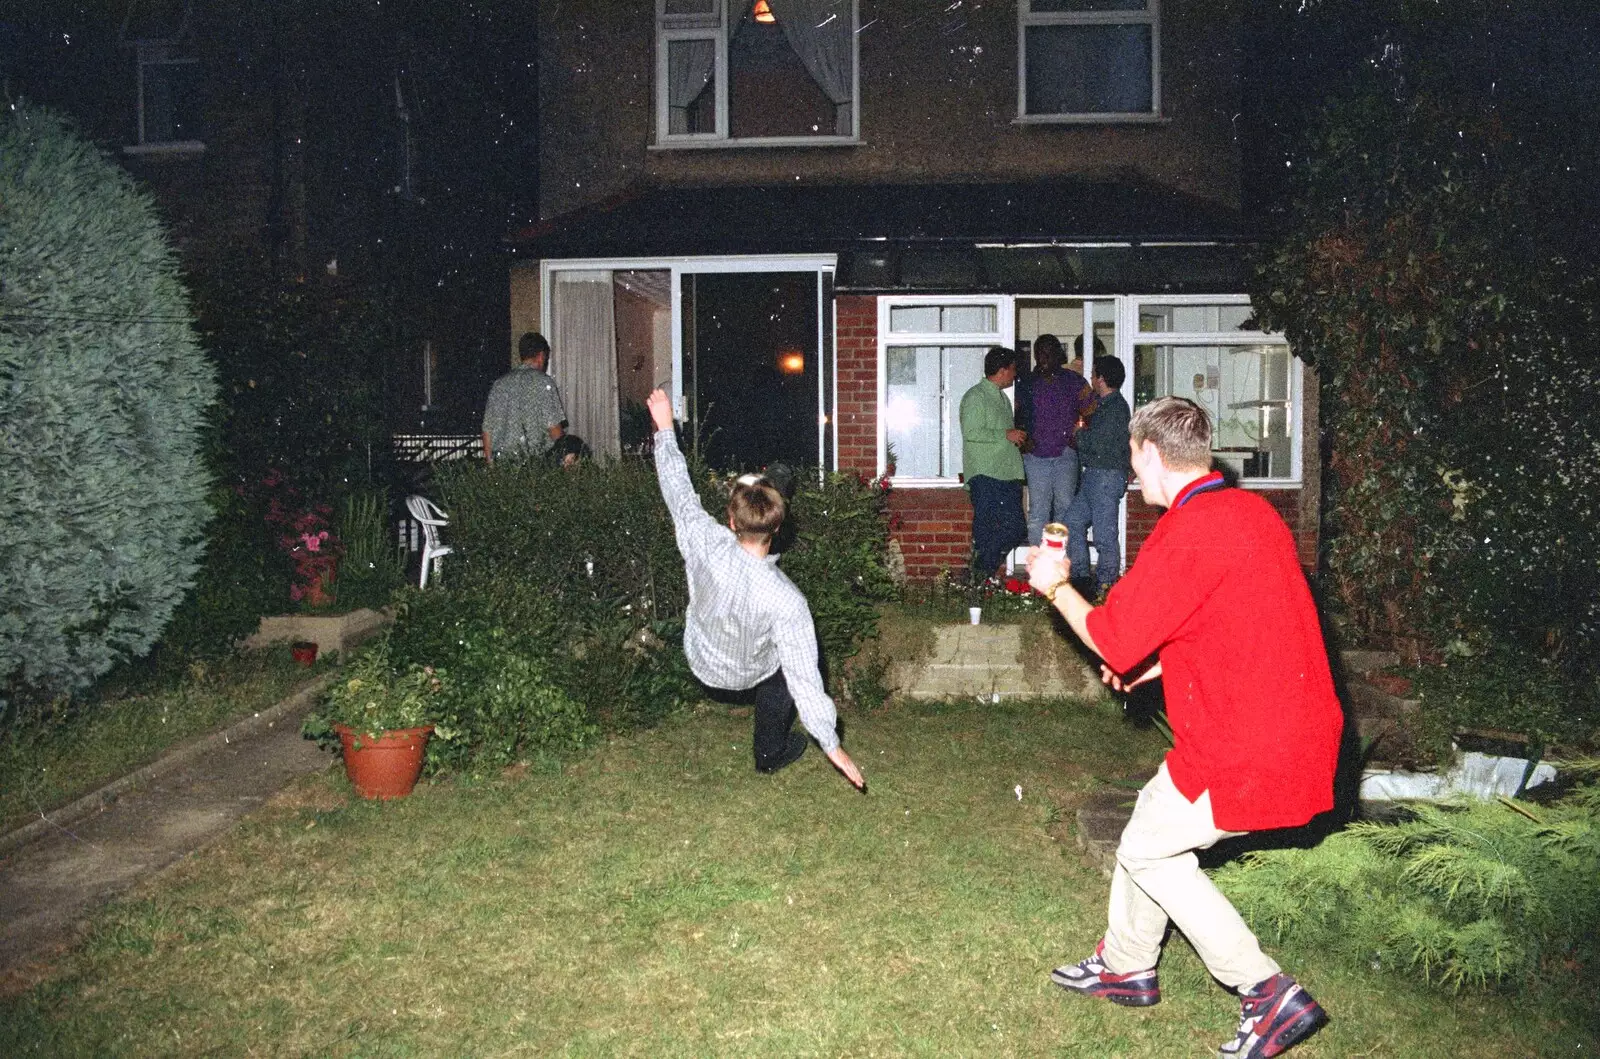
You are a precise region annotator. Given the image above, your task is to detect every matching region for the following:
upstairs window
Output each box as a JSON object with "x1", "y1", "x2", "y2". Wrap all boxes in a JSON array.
[
  {"x1": 656, "y1": 0, "x2": 858, "y2": 146},
  {"x1": 1018, "y1": 0, "x2": 1159, "y2": 122},
  {"x1": 122, "y1": 0, "x2": 203, "y2": 153}
]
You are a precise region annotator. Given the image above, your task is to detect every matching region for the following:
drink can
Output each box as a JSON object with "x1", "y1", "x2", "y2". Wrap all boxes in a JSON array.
[{"x1": 1041, "y1": 522, "x2": 1068, "y2": 553}]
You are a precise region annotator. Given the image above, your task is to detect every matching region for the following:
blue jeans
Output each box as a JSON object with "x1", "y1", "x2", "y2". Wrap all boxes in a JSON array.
[
  {"x1": 968, "y1": 475, "x2": 1026, "y2": 580},
  {"x1": 1024, "y1": 451, "x2": 1080, "y2": 546},
  {"x1": 1066, "y1": 468, "x2": 1126, "y2": 588}
]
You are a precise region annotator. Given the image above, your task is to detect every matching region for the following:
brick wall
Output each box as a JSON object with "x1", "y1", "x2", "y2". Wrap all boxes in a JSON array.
[
  {"x1": 889, "y1": 488, "x2": 974, "y2": 582},
  {"x1": 836, "y1": 295, "x2": 878, "y2": 475}
]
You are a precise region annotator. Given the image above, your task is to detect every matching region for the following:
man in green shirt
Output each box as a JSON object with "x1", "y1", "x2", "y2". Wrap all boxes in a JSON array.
[{"x1": 959, "y1": 346, "x2": 1028, "y2": 582}]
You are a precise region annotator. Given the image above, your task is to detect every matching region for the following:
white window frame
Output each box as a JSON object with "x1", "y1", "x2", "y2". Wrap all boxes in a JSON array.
[
  {"x1": 876, "y1": 295, "x2": 1016, "y2": 487},
  {"x1": 540, "y1": 254, "x2": 837, "y2": 468},
  {"x1": 1123, "y1": 294, "x2": 1302, "y2": 488},
  {"x1": 653, "y1": 0, "x2": 861, "y2": 149},
  {"x1": 124, "y1": 41, "x2": 205, "y2": 155},
  {"x1": 1016, "y1": 0, "x2": 1162, "y2": 125}
]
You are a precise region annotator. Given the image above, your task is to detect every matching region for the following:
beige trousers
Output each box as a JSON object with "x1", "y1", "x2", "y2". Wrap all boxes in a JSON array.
[{"x1": 1100, "y1": 762, "x2": 1280, "y2": 991}]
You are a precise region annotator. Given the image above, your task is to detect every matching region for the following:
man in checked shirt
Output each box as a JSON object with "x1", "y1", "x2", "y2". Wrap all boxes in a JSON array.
[{"x1": 646, "y1": 389, "x2": 866, "y2": 790}]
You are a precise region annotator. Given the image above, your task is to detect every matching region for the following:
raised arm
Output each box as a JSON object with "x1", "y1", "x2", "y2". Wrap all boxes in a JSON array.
[{"x1": 647, "y1": 389, "x2": 718, "y2": 544}]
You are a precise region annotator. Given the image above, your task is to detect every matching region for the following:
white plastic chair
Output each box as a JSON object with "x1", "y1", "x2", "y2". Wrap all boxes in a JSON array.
[{"x1": 405, "y1": 495, "x2": 452, "y2": 588}]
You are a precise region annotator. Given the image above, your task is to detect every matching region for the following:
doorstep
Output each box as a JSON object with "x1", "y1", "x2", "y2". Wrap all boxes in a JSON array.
[{"x1": 242, "y1": 607, "x2": 391, "y2": 658}]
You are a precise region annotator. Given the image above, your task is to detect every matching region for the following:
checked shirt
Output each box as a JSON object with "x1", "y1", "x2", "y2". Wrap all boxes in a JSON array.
[{"x1": 653, "y1": 428, "x2": 841, "y2": 753}]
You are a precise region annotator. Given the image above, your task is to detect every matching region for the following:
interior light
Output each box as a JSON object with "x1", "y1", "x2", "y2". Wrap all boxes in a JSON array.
[
  {"x1": 753, "y1": 0, "x2": 776, "y2": 23},
  {"x1": 778, "y1": 350, "x2": 805, "y2": 375}
]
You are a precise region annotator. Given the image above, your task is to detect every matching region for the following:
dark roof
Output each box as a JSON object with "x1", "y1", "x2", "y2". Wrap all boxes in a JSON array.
[{"x1": 511, "y1": 178, "x2": 1253, "y2": 294}]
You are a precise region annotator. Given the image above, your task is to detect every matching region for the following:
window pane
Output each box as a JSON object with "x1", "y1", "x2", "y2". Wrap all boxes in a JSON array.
[
  {"x1": 943, "y1": 348, "x2": 989, "y2": 478},
  {"x1": 1025, "y1": 24, "x2": 1152, "y2": 115},
  {"x1": 663, "y1": 0, "x2": 717, "y2": 15},
  {"x1": 143, "y1": 60, "x2": 202, "y2": 142},
  {"x1": 1134, "y1": 343, "x2": 1294, "y2": 479},
  {"x1": 1031, "y1": 0, "x2": 1148, "y2": 10},
  {"x1": 884, "y1": 346, "x2": 943, "y2": 478},
  {"x1": 667, "y1": 38, "x2": 717, "y2": 134},
  {"x1": 884, "y1": 345, "x2": 990, "y2": 478},
  {"x1": 728, "y1": 5, "x2": 853, "y2": 137},
  {"x1": 888, "y1": 306, "x2": 940, "y2": 333},
  {"x1": 941, "y1": 305, "x2": 997, "y2": 333},
  {"x1": 887, "y1": 304, "x2": 998, "y2": 334},
  {"x1": 1138, "y1": 303, "x2": 1257, "y2": 333}
]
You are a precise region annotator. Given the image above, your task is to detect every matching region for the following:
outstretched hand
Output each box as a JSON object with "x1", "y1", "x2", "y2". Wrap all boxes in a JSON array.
[
  {"x1": 646, "y1": 388, "x2": 675, "y2": 432},
  {"x1": 826, "y1": 747, "x2": 866, "y2": 791}
]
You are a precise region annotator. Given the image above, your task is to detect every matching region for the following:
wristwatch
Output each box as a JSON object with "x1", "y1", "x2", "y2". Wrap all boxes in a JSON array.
[{"x1": 1043, "y1": 580, "x2": 1068, "y2": 604}]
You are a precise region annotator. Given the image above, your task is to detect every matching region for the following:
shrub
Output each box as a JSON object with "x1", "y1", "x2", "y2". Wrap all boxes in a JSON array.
[
  {"x1": 151, "y1": 485, "x2": 292, "y2": 664},
  {"x1": 431, "y1": 452, "x2": 895, "y2": 721},
  {"x1": 335, "y1": 488, "x2": 407, "y2": 612},
  {"x1": 0, "y1": 106, "x2": 217, "y2": 712},
  {"x1": 383, "y1": 586, "x2": 602, "y2": 773},
  {"x1": 1214, "y1": 764, "x2": 1600, "y2": 995},
  {"x1": 1250, "y1": 2, "x2": 1600, "y2": 733},
  {"x1": 302, "y1": 639, "x2": 451, "y2": 743}
]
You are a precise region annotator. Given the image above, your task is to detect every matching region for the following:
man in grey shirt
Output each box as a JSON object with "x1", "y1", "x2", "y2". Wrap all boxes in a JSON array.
[
  {"x1": 481, "y1": 332, "x2": 566, "y2": 462},
  {"x1": 646, "y1": 389, "x2": 865, "y2": 789}
]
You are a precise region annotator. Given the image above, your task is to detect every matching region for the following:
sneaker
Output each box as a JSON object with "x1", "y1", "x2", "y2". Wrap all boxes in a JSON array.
[
  {"x1": 1218, "y1": 973, "x2": 1327, "y2": 1058},
  {"x1": 1049, "y1": 939, "x2": 1161, "y2": 1007},
  {"x1": 755, "y1": 731, "x2": 807, "y2": 774}
]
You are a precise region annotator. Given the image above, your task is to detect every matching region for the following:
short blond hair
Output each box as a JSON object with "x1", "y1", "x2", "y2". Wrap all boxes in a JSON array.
[
  {"x1": 1129, "y1": 397, "x2": 1213, "y2": 472},
  {"x1": 728, "y1": 477, "x2": 785, "y2": 541}
]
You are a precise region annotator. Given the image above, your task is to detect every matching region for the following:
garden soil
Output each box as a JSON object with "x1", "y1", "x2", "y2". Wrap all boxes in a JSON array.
[{"x1": 0, "y1": 675, "x2": 338, "y2": 996}]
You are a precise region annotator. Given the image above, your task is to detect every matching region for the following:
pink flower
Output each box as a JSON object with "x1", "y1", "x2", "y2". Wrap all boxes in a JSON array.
[{"x1": 301, "y1": 530, "x2": 329, "y2": 552}]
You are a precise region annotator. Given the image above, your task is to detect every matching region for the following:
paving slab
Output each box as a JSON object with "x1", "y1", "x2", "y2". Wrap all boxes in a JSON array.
[{"x1": 0, "y1": 676, "x2": 340, "y2": 988}]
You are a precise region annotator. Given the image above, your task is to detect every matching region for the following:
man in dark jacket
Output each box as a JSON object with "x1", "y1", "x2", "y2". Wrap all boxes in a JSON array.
[{"x1": 1064, "y1": 355, "x2": 1130, "y2": 599}]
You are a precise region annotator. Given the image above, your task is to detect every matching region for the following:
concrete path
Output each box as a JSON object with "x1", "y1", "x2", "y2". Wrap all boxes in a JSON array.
[{"x1": 0, "y1": 675, "x2": 339, "y2": 990}]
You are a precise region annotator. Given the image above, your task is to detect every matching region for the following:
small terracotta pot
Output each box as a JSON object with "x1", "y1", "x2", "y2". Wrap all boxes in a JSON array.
[
  {"x1": 333, "y1": 724, "x2": 433, "y2": 800},
  {"x1": 291, "y1": 641, "x2": 319, "y2": 667}
]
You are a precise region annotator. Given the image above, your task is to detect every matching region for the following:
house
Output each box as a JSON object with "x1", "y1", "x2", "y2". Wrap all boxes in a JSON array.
[
  {"x1": 2, "y1": 0, "x2": 531, "y2": 437},
  {"x1": 511, "y1": 0, "x2": 1319, "y2": 581}
]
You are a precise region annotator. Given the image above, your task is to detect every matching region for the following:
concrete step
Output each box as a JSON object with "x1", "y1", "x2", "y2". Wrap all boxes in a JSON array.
[{"x1": 894, "y1": 621, "x2": 1101, "y2": 701}]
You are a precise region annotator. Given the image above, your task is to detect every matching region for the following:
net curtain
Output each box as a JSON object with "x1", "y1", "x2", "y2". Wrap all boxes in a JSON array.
[{"x1": 549, "y1": 270, "x2": 621, "y2": 460}]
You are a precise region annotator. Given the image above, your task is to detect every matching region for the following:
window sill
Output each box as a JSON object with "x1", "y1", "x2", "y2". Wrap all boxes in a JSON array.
[
  {"x1": 1237, "y1": 479, "x2": 1302, "y2": 490},
  {"x1": 649, "y1": 136, "x2": 862, "y2": 152},
  {"x1": 887, "y1": 477, "x2": 967, "y2": 489},
  {"x1": 1012, "y1": 114, "x2": 1169, "y2": 126},
  {"x1": 123, "y1": 141, "x2": 206, "y2": 157}
]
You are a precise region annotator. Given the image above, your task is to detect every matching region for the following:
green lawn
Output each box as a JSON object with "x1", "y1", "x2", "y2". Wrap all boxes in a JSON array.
[{"x1": 3, "y1": 696, "x2": 1593, "y2": 1056}]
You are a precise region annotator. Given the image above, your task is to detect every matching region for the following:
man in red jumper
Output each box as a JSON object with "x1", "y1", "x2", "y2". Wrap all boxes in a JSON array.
[{"x1": 1029, "y1": 396, "x2": 1341, "y2": 1059}]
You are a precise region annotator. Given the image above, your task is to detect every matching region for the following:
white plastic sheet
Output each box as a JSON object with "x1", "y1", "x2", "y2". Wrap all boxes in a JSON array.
[{"x1": 1360, "y1": 751, "x2": 1558, "y2": 802}]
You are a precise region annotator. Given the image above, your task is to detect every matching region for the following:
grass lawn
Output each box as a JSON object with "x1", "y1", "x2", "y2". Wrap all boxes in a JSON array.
[
  {"x1": 3, "y1": 695, "x2": 1594, "y2": 1056},
  {"x1": 0, "y1": 647, "x2": 332, "y2": 836}
]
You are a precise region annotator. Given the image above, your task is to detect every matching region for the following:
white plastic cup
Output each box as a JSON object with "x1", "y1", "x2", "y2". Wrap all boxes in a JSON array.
[{"x1": 969, "y1": 607, "x2": 982, "y2": 625}]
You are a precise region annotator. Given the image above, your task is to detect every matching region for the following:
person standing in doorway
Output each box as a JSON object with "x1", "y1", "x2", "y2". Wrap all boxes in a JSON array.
[
  {"x1": 481, "y1": 331, "x2": 566, "y2": 463},
  {"x1": 1029, "y1": 396, "x2": 1340, "y2": 1059},
  {"x1": 1064, "y1": 355, "x2": 1130, "y2": 600},
  {"x1": 959, "y1": 346, "x2": 1027, "y2": 583},
  {"x1": 1020, "y1": 334, "x2": 1092, "y2": 547},
  {"x1": 645, "y1": 388, "x2": 866, "y2": 789}
]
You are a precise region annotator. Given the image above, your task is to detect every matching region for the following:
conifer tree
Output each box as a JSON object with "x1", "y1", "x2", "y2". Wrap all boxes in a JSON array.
[{"x1": 0, "y1": 106, "x2": 217, "y2": 707}]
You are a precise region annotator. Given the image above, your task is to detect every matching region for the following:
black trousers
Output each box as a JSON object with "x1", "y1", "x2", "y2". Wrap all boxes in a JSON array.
[{"x1": 752, "y1": 668, "x2": 800, "y2": 771}]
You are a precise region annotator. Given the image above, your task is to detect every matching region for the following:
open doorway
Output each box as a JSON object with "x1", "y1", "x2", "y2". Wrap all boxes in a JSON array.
[{"x1": 683, "y1": 271, "x2": 819, "y2": 471}]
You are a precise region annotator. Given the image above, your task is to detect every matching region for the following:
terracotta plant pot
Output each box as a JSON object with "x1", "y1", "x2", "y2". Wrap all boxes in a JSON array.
[
  {"x1": 333, "y1": 724, "x2": 433, "y2": 800},
  {"x1": 291, "y1": 641, "x2": 319, "y2": 667}
]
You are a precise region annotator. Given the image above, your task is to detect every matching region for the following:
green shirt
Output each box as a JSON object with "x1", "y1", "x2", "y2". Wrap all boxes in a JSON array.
[{"x1": 959, "y1": 378, "x2": 1024, "y2": 483}]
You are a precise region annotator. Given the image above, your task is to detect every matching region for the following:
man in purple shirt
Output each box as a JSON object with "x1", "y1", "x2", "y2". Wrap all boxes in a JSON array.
[{"x1": 1021, "y1": 334, "x2": 1092, "y2": 546}]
